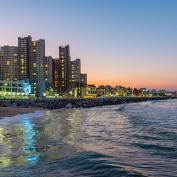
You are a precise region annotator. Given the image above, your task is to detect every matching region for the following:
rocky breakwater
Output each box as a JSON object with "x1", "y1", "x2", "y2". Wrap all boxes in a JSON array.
[{"x1": 0, "y1": 96, "x2": 177, "y2": 109}]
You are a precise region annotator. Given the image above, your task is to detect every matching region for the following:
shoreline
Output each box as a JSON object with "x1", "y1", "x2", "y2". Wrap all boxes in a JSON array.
[
  {"x1": 0, "y1": 97, "x2": 176, "y2": 118},
  {"x1": 0, "y1": 107, "x2": 38, "y2": 118}
]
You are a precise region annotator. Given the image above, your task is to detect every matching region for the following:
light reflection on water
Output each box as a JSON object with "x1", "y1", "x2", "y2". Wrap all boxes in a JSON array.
[
  {"x1": 0, "y1": 100, "x2": 177, "y2": 176},
  {"x1": 21, "y1": 118, "x2": 39, "y2": 164}
]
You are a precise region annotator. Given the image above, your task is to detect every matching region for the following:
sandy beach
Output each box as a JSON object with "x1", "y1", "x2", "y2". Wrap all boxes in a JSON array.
[{"x1": 0, "y1": 107, "x2": 37, "y2": 118}]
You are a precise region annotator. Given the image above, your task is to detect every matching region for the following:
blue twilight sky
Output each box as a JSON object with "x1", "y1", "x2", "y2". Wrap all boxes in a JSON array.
[{"x1": 0, "y1": 0, "x2": 177, "y2": 90}]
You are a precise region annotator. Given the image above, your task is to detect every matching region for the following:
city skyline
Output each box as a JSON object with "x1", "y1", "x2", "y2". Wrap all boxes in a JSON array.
[
  {"x1": 0, "y1": 0, "x2": 177, "y2": 90},
  {"x1": 0, "y1": 35, "x2": 88, "y2": 98}
]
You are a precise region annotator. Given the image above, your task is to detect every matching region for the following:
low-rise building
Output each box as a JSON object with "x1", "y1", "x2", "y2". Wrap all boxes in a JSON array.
[
  {"x1": 0, "y1": 80, "x2": 31, "y2": 98},
  {"x1": 133, "y1": 88, "x2": 141, "y2": 97},
  {"x1": 97, "y1": 85, "x2": 112, "y2": 97},
  {"x1": 114, "y1": 86, "x2": 132, "y2": 96},
  {"x1": 140, "y1": 88, "x2": 150, "y2": 97},
  {"x1": 68, "y1": 86, "x2": 86, "y2": 98},
  {"x1": 85, "y1": 84, "x2": 97, "y2": 98}
]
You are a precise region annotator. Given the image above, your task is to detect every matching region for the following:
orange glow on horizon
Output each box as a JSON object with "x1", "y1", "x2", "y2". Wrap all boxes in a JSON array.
[
  {"x1": 88, "y1": 79, "x2": 177, "y2": 91},
  {"x1": 88, "y1": 82, "x2": 177, "y2": 91}
]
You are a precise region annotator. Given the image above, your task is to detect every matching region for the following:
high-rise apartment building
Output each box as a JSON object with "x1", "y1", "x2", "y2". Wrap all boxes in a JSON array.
[
  {"x1": 44, "y1": 56, "x2": 53, "y2": 88},
  {"x1": 0, "y1": 36, "x2": 87, "y2": 98},
  {"x1": 70, "y1": 59, "x2": 81, "y2": 86},
  {"x1": 30, "y1": 39, "x2": 45, "y2": 97},
  {"x1": 52, "y1": 58, "x2": 59, "y2": 92},
  {"x1": 68, "y1": 58, "x2": 87, "y2": 98},
  {"x1": 80, "y1": 73, "x2": 87, "y2": 86},
  {"x1": 58, "y1": 45, "x2": 71, "y2": 92},
  {"x1": 70, "y1": 59, "x2": 87, "y2": 87},
  {"x1": 18, "y1": 36, "x2": 46, "y2": 97},
  {"x1": 0, "y1": 46, "x2": 19, "y2": 81},
  {"x1": 18, "y1": 36, "x2": 32, "y2": 80}
]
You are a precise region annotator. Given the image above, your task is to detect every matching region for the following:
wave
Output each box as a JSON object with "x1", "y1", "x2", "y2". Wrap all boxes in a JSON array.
[{"x1": 0, "y1": 151, "x2": 150, "y2": 177}]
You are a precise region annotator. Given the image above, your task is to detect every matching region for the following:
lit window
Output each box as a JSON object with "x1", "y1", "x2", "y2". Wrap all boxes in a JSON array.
[{"x1": 33, "y1": 41, "x2": 36, "y2": 46}]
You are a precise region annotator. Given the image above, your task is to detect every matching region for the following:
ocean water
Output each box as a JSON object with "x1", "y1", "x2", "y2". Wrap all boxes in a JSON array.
[{"x1": 0, "y1": 99, "x2": 177, "y2": 177}]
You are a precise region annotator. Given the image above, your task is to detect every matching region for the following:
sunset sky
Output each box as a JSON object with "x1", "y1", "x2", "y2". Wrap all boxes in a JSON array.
[{"x1": 0, "y1": 0, "x2": 177, "y2": 90}]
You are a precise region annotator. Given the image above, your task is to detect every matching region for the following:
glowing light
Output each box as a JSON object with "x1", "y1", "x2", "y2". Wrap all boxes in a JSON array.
[{"x1": 21, "y1": 118, "x2": 40, "y2": 165}]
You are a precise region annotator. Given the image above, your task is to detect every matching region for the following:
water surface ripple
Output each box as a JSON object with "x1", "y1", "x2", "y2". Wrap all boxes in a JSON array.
[{"x1": 0, "y1": 99, "x2": 177, "y2": 177}]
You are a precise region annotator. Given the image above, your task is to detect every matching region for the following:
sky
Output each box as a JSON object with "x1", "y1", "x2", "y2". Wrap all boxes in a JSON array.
[{"x1": 0, "y1": 0, "x2": 177, "y2": 90}]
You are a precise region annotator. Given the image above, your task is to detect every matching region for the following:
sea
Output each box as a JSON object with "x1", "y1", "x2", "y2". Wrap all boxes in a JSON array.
[{"x1": 0, "y1": 99, "x2": 177, "y2": 177}]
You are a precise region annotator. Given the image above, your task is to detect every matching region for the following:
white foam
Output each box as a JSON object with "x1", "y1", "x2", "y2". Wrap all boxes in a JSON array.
[{"x1": 0, "y1": 110, "x2": 46, "y2": 125}]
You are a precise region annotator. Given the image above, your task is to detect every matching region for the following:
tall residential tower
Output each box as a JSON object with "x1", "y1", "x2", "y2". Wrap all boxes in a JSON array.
[
  {"x1": 58, "y1": 45, "x2": 71, "y2": 93},
  {"x1": 30, "y1": 39, "x2": 45, "y2": 97},
  {"x1": 18, "y1": 36, "x2": 32, "y2": 80},
  {"x1": 0, "y1": 46, "x2": 19, "y2": 81}
]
